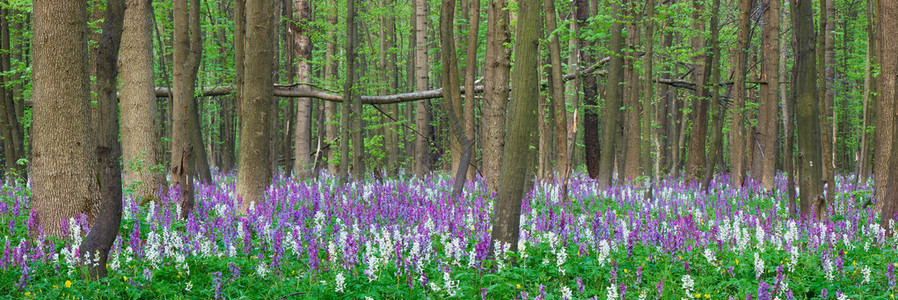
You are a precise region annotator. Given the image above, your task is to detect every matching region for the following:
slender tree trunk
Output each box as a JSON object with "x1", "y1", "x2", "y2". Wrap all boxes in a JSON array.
[
  {"x1": 325, "y1": 15, "x2": 338, "y2": 175},
  {"x1": 730, "y1": 0, "x2": 752, "y2": 187},
  {"x1": 564, "y1": 2, "x2": 580, "y2": 194},
  {"x1": 780, "y1": 6, "x2": 797, "y2": 217},
  {"x1": 791, "y1": 0, "x2": 825, "y2": 218},
  {"x1": 700, "y1": 0, "x2": 722, "y2": 191},
  {"x1": 293, "y1": 0, "x2": 312, "y2": 178},
  {"x1": 859, "y1": 0, "x2": 877, "y2": 182},
  {"x1": 643, "y1": 0, "x2": 658, "y2": 183},
  {"x1": 622, "y1": 0, "x2": 641, "y2": 181},
  {"x1": 819, "y1": 0, "x2": 836, "y2": 200},
  {"x1": 464, "y1": 0, "x2": 479, "y2": 181},
  {"x1": 759, "y1": 0, "x2": 780, "y2": 191},
  {"x1": 414, "y1": 0, "x2": 433, "y2": 178},
  {"x1": 0, "y1": 6, "x2": 22, "y2": 182},
  {"x1": 440, "y1": 0, "x2": 474, "y2": 197},
  {"x1": 31, "y1": 0, "x2": 100, "y2": 237},
  {"x1": 80, "y1": 0, "x2": 125, "y2": 279},
  {"x1": 170, "y1": 0, "x2": 202, "y2": 218},
  {"x1": 483, "y1": 0, "x2": 511, "y2": 193},
  {"x1": 121, "y1": 0, "x2": 164, "y2": 201},
  {"x1": 577, "y1": 0, "x2": 601, "y2": 180},
  {"x1": 598, "y1": 0, "x2": 623, "y2": 186},
  {"x1": 491, "y1": 0, "x2": 539, "y2": 253},
  {"x1": 544, "y1": 0, "x2": 567, "y2": 185}
]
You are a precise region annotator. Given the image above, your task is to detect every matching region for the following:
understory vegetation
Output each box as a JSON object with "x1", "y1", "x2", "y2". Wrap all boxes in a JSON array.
[{"x1": 1, "y1": 172, "x2": 895, "y2": 299}]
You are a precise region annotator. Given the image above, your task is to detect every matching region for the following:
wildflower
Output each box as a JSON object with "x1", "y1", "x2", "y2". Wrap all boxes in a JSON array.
[
  {"x1": 681, "y1": 274, "x2": 695, "y2": 298},
  {"x1": 560, "y1": 286, "x2": 573, "y2": 300},
  {"x1": 64, "y1": 280, "x2": 71, "y2": 288},
  {"x1": 754, "y1": 252, "x2": 765, "y2": 280},
  {"x1": 862, "y1": 265, "x2": 871, "y2": 284},
  {"x1": 606, "y1": 284, "x2": 619, "y2": 300},
  {"x1": 335, "y1": 272, "x2": 346, "y2": 293}
]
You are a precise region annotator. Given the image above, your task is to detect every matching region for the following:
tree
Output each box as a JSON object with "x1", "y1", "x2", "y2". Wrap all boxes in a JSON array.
[
  {"x1": 80, "y1": 0, "x2": 126, "y2": 279},
  {"x1": 730, "y1": 0, "x2": 752, "y2": 187},
  {"x1": 0, "y1": 4, "x2": 23, "y2": 182},
  {"x1": 700, "y1": 0, "x2": 722, "y2": 191},
  {"x1": 171, "y1": 0, "x2": 203, "y2": 218},
  {"x1": 121, "y1": 0, "x2": 164, "y2": 201},
  {"x1": 819, "y1": 0, "x2": 836, "y2": 201},
  {"x1": 463, "y1": 0, "x2": 479, "y2": 181},
  {"x1": 579, "y1": 0, "x2": 601, "y2": 180},
  {"x1": 293, "y1": 0, "x2": 312, "y2": 178},
  {"x1": 622, "y1": 0, "x2": 642, "y2": 181},
  {"x1": 31, "y1": 0, "x2": 100, "y2": 237},
  {"x1": 881, "y1": 0, "x2": 898, "y2": 235},
  {"x1": 642, "y1": 0, "x2": 658, "y2": 183},
  {"x1": 544, "y1": 0, "x2": 567, "y2": 185},
  {"x1": 791, "y1": 0, "x2": 825, "y2": 218},
  {"x1": 685, "y1": 0, "x2": 711, "y2": 181},
  {"x1": 483, "y1": 0, "x2": 511, "y2": 193},
  {"x1": 491, "y1": 0, "x2": 539, "y2": 253},
  {"x1": 440, "y1": 0, "x2": 474, "y2": 197},
  {"x1": 237, "y1": 0, "x2": 275, "y2": 211},
  {"x1": 758, "y1": 0, "x2": 780, "y2": 191},
  {"x1": 324, "y1": 15, "x2": 339, "y2": 176},
  {"x1": 413, "y1": 0, "x2": 432, "y2": 178},
  {"x1": 858, "y1": 0, "x2": 877, "y2": 182},
  {"x1": 598, "y1": 0, "x2": 624, "y2": 186},
  {"x1": 876, "y1": 0, "x2": 895, "y2": 214}
]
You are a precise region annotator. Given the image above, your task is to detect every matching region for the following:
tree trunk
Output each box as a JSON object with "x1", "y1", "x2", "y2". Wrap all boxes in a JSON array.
[
  {"x1": 880, "y1": 0, "x2": 898, "y2": 236},
  {"x1": 464, "y1": 0, "x2": 479, "y2": 181},
  {"x1": 293, "y1": 0, "x2": 312, "y2": 178},
  {"x1": 700, "y1": 0, "x2": 722, "y2": 191},
  {"x1": 80, "y1": 0, "x2": 125, "y2": 279},
  {"x1": 791, "y1": 0, "x2": 825, "y2": 218},
  {"x1": 237, "y1": 0, "x2": 274, "y2": 211},
  {"x1": 414, "y1": 0, "x2": 433, "y2": 178},
  {"x1": 325, "y1": 15, "x2": 338, "y2": 176},
  {"x1": 440, "y1": 0, "x2": 474, "y2": 197},
  {"x1": 170, "y1": 0, "x2": 202, "y2": 218},
  {"x1": 643, "y1": 0, "x2": 658, "y2": 183},
  {"x1": 31, "y1": 0, "x2": 100, "y2": 237},
  {"x1": 544, "y1": 0, "x2": 567, "y2": 185},
  {"x1": 0, "y1": 6, "x2": 23, "y2": 182},
  {"x1": 483, "y1": 0, "x2": 511, "y2": 194},
  {"x1": 598, "y1": 0, "x2": 623, "y2": 186},
  {"x1": 685, "y1": 0, "x2": 711, "y2": 181},
  {"x1": 758, "y1": 0, "x2": 780, "y2": 191},
  {"x1": 877, "y1": 0, "x2": 895, "y2": 214},
  {"x1": 819, "y1": 0, "x2": 836, "y2": 200},
  {"x1": 622, "y1": 0, "x2": 641, "y2": 181},
  {"x1": 729, "y1": 0, "x2": 751, "y2": 187},
  {"x1": 859, "y1": 0, "x2": 877, "y2": 182},
  {"x1": 121, "y1": 0, "x2": 164, "y2": 201},
  {"x1": 491, "y1": 0, "x2": 539, "y2": 253},
  {"x1": 781, "y1": 5, "x2": 797, "y2": 217}
]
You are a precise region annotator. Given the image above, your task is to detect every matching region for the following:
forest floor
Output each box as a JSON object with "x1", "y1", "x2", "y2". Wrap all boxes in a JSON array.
[{"x1": 0, "y1": 172, "x2": 895, "y2": 299}]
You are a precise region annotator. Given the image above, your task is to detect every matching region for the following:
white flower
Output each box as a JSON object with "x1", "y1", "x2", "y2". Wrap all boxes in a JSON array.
[
  {"x1": 606, "y1": 284, "x2": 619, "y2": 300},
  {"x1": 862, "y1": 265, "x2": 871, "y2": 284},
  {"x1": 186, "y1": 281, "x2": 193, "y2": 291},
  {"x1": 754, "y1": 252, "x2": 765, "y2": 280},
  {"x1": 443, "y1": 270, "x2": 458, "y2": 296},
  {"x1": 681, "y1": 274, "x2": 694, "y2": 298},
  {"x1": 335, "y1": 272, "x2": 346, "y2": 293},
  {"x1": 256, "y1": 261, "x2": 269, "y2": 277},
  {"x1": 560, "y1": 286, "x2": 573, "y2": 300}
]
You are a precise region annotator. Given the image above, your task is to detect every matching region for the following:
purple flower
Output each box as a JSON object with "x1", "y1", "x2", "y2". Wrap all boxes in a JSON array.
[
  {"x1": 821, "y1": 288, "x2": 828, "y2": 299},
  {"x1": 757, "y1": 280, "x2": 771, "y2": 300},
  {"x1": 889, "y1": 263, "x2": 895, "y2": 290},
  {"x1": 576, "y1": 276, "x2": 584, "y2": 292},
  {"x1": 212, "y1": 271, "x2": 223, "y2": 299}
]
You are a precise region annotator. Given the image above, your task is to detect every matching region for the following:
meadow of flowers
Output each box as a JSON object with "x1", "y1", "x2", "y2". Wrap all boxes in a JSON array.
[{"x1": 0, "y1": 171, "x2": 896, "y2": 299}]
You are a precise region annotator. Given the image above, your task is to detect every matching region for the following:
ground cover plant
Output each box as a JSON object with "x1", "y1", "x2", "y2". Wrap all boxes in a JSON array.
[{"x1": 1, "y1": 172, "x2": 896, "y2": 299}]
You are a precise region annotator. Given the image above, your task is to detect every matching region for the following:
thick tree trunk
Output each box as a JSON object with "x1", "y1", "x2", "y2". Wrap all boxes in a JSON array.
[
  {"x1": 729, "y1": 0, "x2": 752, "y2": 187},
  {"x1": 577, "y1": 0, "x2": 601, "y2": 180},
  {"x1": 80, "y1": 0, "x2": 125, "y2": 279},
  {"x1": 643, "y1": 0, "x2": 658, "y2": 183},
  {"x1": 758, "y1": 0, "x2": 780, "y2": 191},
  {"x1": 491, "y1": 0, "x2": 539, "y2": 253},
  {"x1": 792, "y1": 0, "x2": 826, "y2": 218},
  {"x1": 877, "y1": 0, "x2": 895, "y2": 214},
  {"x1": 880, "y1": 0, "x2": 898, "y2": 235},
  {"x1": 622, "y1": 0, "x2": 641, "y2": 181},
  {"x1": 685, "y1": 0, "x2": 710, "y2": 181},
  {"x1": 31, "y1": 0, "x2": 100, "y2": 237},
  {"x1": 483, "y1": 0, "x2": 511, "y2": 193},
  {"x1": 237, "y1": 0, "x2": 274, "y2": 211},
  {"x1": 350, "y1": 2, "x2": 365, "y2": 180},
  {"x1": 819, "y1": 0, "x2": 836, "y2": 200},
  {"x1": 292, "y1": 0, "x2": 312, "y2": 178},
  {"x1": 121, "y1": 0, "x2": 164, "y2": 201},
  {"x1": 597, "y1": 0, "x2": 623, "y2": 186}
]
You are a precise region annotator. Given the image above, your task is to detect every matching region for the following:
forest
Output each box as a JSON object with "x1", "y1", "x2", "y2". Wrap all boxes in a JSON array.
[{"x1": 1, "y1": 0, "x2": 897, "y2": 298}]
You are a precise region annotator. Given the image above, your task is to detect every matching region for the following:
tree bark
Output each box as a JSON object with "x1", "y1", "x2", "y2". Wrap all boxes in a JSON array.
[
  {"x1": 544, "y1": 0, "x2": 567, "y2": 185},
  {"x1": 858, "y1": 0, "x2": 877, "y2": 182},
  {"x1": 325, "y1": 15, "x2": 338, "y2": 175},
  {"x1": 414, "y1": 0, "x2": 433, "y2": 178},
  {"x1": 685, "y1": 0, "x2": 711, "y2": 181},
  {"x1": 792, "y1": 0, "x2": 826, "y2": 218},
  {"x1": 877, "y1": 0, "x2": 895, "y2": 214},
  {"x1": 643, "y1": 0, "x2": 658, "y2": 183},
  {"x1": 819, "y1": 0, "x2": 836, "y2": 200},
  {"x1": 121, "y1": 0, "x2": 164, "y2": 201},
  {"x1": 700, "y1": 0, "x2": 722, "y2": 191},
  {"x1": 729, "y1": 0, "x2": 752, "y2": 187},
  {"x1": 758, "y1": 0, "x2": 780, "y2": 191},
  {"x1": 483, "y1": 0, "x2": 511, "y2": 193},
  {"x1": 171, "y1": 0, "x2": 203, "y2": 218},
  {"x1": 622, "y1": 0, "x2": 641, "y2": 181},
  {"x1": 491, "y1": 0, "x2": 539, "y2": 253},
  {"x1": 880, "y1": 0, "x2": 898, "y2": 235},
  {"x1": 31, "y1": 0, "x2": 100, "y2": 237},
  {"x1": 440, "y1": 0, "x2": 474, "y2": 197},
  {"x1": 237, "y1": 0, "x2": 274, "y2": 211},
  {"x1": 598, "y1": 0, "x2": 623, "y2": 186},
  {"x1": 292, "y1": 0, "x2": 312, "y2": 178},
  {"x1": 464, "y1": 0, "x2": 479, "y2": 181},
  {"x1": 0, "y1": 6, "x2": 23, "y2": 181},
  {"x1": 80, "y1": 0, "x2": 125, "y2": 279}
]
